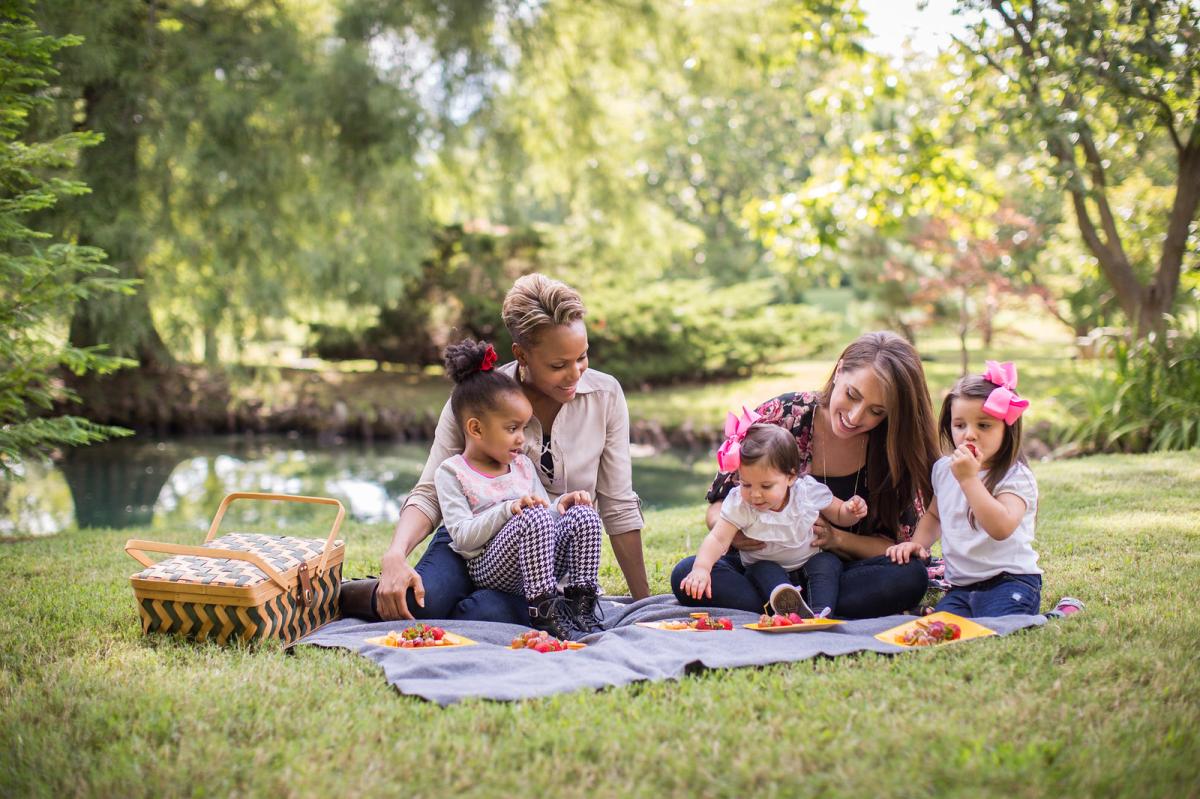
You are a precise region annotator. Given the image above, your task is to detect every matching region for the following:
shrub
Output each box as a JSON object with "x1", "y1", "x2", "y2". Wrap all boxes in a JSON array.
[
  {"x1": 586, "y1": 279, "x2": 839, "y2": 386},
  {"x1": 1064, "y1": 317, "x2": 1200, "y2": 453}
]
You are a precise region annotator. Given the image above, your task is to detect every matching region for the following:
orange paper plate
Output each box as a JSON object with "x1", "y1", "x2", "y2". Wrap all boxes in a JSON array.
[
  {"x1": 553, "y1": 642, "x2": 589, "y2": 651},
  {"x1": 635, "y1": 620, "x2": 731, "y2": 631},
  {"x1": 364, "y1": 631, "x2": 477, "y2": 650},
  {"x1": 874, "y1": 612, "x2": 996, "y2": 647},
  {"x1": 744, "y1": 618, "x2": 845, "y2": 633}
]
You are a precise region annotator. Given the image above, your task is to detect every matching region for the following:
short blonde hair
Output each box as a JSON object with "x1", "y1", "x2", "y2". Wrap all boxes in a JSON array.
[{"x1": 502, "y1": 273, "x2": 586, "y2": 347}]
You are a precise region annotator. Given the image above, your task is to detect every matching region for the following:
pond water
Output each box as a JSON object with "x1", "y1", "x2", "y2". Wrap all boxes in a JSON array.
[{"x1": 1, "y1": 436, "x2": 716, "y2": 537}]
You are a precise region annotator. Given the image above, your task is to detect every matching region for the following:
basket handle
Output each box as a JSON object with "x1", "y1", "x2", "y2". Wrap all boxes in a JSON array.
[
  {"x1": 204, "y1": 492, "x2": 345, "y2": 577},
  {"x1": 125, "y1": 540, "x2": 291, "y2": 591}
]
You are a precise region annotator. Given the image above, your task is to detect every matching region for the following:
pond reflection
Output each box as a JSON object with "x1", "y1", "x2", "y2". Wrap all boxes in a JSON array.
[{"x1": 1, "y1": 436, "x2": 713, "y2": 536}]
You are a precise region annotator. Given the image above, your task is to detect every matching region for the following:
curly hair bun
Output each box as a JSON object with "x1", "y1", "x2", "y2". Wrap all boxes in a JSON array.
[{"x1": 443, "y1": 339, "x2": 494, "y2": 384}]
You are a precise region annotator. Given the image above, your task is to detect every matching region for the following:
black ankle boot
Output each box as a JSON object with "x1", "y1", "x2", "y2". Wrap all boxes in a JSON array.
[
  {"x1": 527, "y1": 592, "x2": 585, "y2": 641},
  {"x1": 340, "y1": 577, "x2": 381, "y2": 622},
  {"x1": 564, "y1": 585, "x2": 604, "y2": 634}
]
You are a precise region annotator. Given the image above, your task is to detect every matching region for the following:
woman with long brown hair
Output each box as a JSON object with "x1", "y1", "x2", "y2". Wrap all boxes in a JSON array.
[{"x1": 671, "y1": 331, "x2": 940, "y2": 618}]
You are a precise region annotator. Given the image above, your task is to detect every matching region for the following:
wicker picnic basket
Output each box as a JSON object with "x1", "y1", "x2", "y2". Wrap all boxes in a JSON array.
[{"x1": 125, "y1": 492, "x2": 346, "y2": 646}]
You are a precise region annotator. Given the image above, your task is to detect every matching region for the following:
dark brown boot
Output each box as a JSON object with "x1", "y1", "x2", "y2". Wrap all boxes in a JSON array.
[{"x1": 339, "y1": 577, "x2": 381, "y2": 621}]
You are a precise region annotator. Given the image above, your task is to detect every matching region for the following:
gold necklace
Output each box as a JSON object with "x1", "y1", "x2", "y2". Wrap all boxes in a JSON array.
[{"x1": 818, "y1": 406, "x2": 864, "y2": 501}]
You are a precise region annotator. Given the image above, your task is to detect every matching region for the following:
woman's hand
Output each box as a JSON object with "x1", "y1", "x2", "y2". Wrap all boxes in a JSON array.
[
  {"x1": 730, "y1": 530, "x2": 767, "y2": 551},
  {"x1": 376, "y1": 546, "x2": 424, "y2": 620},
  {"x1": 885, "y1": 541, "x2": 928, "y2": 564},
  {"x1": 811, "y1": 517, "x2": 843, "y2": 551},
  {"x1": 680, "y1": 567, "x2": 713, "y2": 600},
  {"x1": 557, "y1": 490, "x2": 592, "y2": 511},
  {"x1": 510, "y1": 495, "x2": 550, "y2": 515}
]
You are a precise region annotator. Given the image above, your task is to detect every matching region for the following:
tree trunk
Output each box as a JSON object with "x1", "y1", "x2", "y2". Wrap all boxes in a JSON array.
[
  {"x1": 203, "y1": 323, "x2": 220, "y2": 368},
  {"x1": 68, "y1": 79, "x2": 173, "y2": 370},
  {"x1": 1139, "y1": 144, "x2": 1200, "y2": 338},
  {"x1": 959, "y1": 286, "x2": 970, "y2": 376},
  {"x1": 981, "y1": 283, "x2": 997, "y2": 349}
]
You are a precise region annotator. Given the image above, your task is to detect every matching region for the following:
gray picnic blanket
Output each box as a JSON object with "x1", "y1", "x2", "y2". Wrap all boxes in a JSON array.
[{"x1": 298, "y1": 594, "x2": 1045, "y2": 705}]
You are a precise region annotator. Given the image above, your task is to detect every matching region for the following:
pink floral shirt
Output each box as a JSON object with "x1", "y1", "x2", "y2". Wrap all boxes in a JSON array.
[{"x1": 706, "y1": 391, "x2": 921, "y2": 544}]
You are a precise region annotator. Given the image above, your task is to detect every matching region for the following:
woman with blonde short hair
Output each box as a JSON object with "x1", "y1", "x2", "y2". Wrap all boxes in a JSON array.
[{"x1": 342, "y1": 274, "x2": 649, "y2": 625}]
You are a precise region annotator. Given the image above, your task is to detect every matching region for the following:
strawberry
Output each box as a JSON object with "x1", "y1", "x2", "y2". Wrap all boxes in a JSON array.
[
  {"x1": 719, "y1": 617, "x2": 733, "y2": 630},
  {"x1": 786, "y1": 612, "x2": 803, "y2": 624},
  {"x1": 534, "y1": 642, "x2": 552, "y2": 653},
  {"x1": 759, "y1": 613, "x2": 772, "y2": 626}
]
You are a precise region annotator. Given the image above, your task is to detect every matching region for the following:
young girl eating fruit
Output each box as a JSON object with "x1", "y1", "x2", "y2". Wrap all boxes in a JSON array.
[
  {"x1": 886, "y1": 361, "x2": 1042, "y2": 617},
  {"x1": 680, "y1": 417, "x2": 868, "y2": 617},
  {"x1": 434, "y1": 339, "x2": 603, "y2": 641}
]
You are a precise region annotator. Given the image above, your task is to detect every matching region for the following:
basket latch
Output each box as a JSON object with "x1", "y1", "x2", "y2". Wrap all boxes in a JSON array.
[{"x1": 297, "y1": 563, "x2": 314, "y2": 608}]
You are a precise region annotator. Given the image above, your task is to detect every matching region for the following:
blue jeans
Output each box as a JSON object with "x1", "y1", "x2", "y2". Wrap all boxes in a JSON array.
[
  {"x1": 934, "y1": 573, "x2": 1042, "y2": 618},
  {"x1": 741, "y1": 552, "x2": 844, "y2": 613},
  {"x1": 409, "y1": 528, "x2": 528, "y2": 624},
  {"x1": 671, "y1": 551, "x2": 928, "y2": 619}
]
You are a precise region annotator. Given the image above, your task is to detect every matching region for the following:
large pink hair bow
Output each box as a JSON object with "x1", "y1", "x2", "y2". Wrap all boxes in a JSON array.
[
  {"x1": 981, "y1": 360, "x2": 1029, "y2": 425},
  {"x1": 716, "y1": 406, "x2": 761, "y2": 473}
]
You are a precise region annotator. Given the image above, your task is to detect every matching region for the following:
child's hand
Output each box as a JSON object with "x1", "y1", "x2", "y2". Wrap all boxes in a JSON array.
[
  {"x1": 510, "y1": 495, "x2": 550, "y2": 515},
  {"x1": 949, "y1": 444, "x2": 982, "y2": 481},
  {"x1": 557, "y1": 490, "x2": 592, "y2": 511},
  {"x1": 886, "y1": 541, "x2": 928, "y2": 564},
  {"x1": 844, "y1": 495, "x2": 868, "y2": 521},
  {"x1": 680, "y1": 567, "x2": 713, "y2": 600}
]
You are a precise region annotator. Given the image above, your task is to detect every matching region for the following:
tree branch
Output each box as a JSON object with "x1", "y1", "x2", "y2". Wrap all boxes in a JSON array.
[
  {"x1": 1155, "y1": 142, "x2": 1200, "y2": 308},
  {"x1": 1095, "y1": 42, "x2": 1184, "y2": 154},
  {"x1": 1075, "y1": 121, "x2": 1127, "y2": 259},
  {"x1": 1046, "y1": 135, "x2": 1143, "y2": 318}
]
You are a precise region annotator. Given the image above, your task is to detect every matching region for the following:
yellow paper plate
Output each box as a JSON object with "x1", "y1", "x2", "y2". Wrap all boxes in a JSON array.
[
  {"x1": 874, "y1": 612, "x2": 996, "y2": 648},
  {"x1": 744, "y1": 618, "x2": 846, "y2": 633},
  {"x1": 364, "y1": 631, "x2": 477, "y2": 650},
  {"x1": 635, "y1": 620, "x2": 731, "y2": 631}
]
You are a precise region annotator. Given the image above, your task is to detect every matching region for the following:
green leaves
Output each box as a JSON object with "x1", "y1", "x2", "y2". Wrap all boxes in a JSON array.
[
  {"x1": 1065, "y1": 311, "x2": 1200, "y2": 453},
  {"x1": 0, "y1": 1, "x2": 133, "y2": 473}
]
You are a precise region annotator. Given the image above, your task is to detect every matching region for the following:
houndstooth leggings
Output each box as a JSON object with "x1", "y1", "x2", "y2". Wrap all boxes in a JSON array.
[{"x1": 467, "y1": 504, "x2": 603, "y2": 600}]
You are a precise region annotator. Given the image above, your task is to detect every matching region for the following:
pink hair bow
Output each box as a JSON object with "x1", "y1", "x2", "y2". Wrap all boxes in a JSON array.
[
  {"x1": 981, "y1": 360, "x2": 1029, "y2": 425},
  {"x1": 716, "y1": 406, "x2": 761, "y2": 473}
]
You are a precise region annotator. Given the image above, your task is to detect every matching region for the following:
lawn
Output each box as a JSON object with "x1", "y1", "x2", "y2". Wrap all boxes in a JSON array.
[
  {"x1": 229, "y1": 315, "x2": 1106, "y2": 449},
  {"x1": 2, "y1": 451, "x2": 1198, "y2": 797}
]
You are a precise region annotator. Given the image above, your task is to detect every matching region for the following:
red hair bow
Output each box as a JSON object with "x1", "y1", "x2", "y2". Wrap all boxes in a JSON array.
[{"x1": 481, "y1": 344, "x2": 498, "y2": 372}]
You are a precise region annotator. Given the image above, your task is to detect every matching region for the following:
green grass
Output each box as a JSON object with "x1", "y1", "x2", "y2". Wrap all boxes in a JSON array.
[
  {"x1": 3, "y1": 452, "x2": 1198, "y2": 797},
  {"x1": 623, "y1": 317, "x2": 1104, "y2": 443},
  {"x1": 225, "y1": 313, "x2": 1104, "y2": 444}
]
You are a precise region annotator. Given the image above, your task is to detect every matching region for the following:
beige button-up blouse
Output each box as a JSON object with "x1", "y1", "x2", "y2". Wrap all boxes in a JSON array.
[{"x1": 402, "y1": 361, "x2": 644, "y2": 536}]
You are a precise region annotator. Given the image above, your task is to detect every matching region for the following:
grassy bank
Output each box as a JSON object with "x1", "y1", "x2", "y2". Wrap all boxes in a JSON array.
[
  {"x1": 2, "y1": 451, "x2": 1198, "y2": 797},
  {"x1": 211, "y1": 319, "x2": 1098, "y2": 448}
]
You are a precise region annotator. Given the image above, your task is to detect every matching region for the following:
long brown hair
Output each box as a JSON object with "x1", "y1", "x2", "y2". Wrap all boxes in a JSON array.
[
  {"x1": 820, "y1": 331, "x2": 939, "y2": 537},
  {"x1": 939, "y1": 373, "x2": 1026, "y2": 519}
]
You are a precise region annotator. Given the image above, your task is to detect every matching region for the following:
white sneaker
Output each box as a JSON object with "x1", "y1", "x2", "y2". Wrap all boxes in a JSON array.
[{"x1": 768, "y1": 583, "x2": 815, "y2": 618}]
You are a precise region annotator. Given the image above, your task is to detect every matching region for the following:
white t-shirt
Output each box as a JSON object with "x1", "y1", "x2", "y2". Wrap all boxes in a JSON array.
[
  {"x1": 932, "y1": 456, "x2": 1041, "y2": 585},
  {"x1": 721, "y1": 476, "x2": 834, "y2": 571}
]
